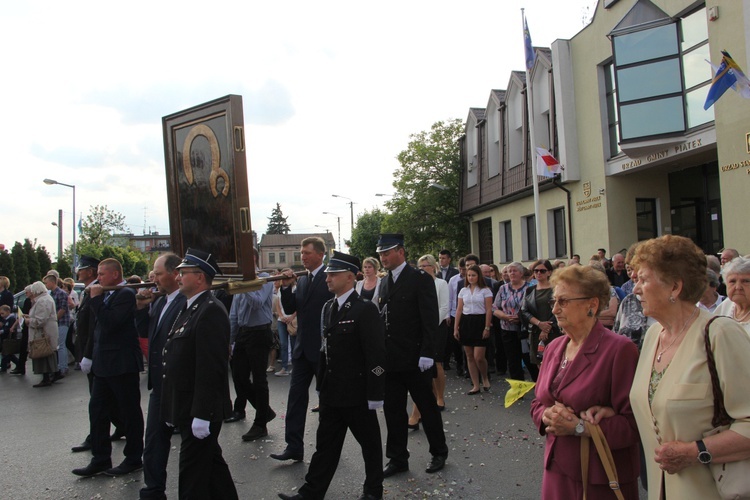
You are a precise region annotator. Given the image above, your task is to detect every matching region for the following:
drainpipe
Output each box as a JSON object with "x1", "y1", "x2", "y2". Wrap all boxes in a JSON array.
[{"x1": 552, "y1": 175, "x2": 574, "y2": 257}]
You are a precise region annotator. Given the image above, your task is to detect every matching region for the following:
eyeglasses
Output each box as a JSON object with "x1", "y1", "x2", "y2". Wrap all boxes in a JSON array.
[
  {"x1": 419, "y1": 264, "x2": 433, "y2": 268},
  {"x1": 178, "y1": 269, "x2": 202, "y2": 277},
  {"x1": 548, "y1": 297, "x2": 591, "y2": 308},
  {"x1": 533, "y1": 268, "x2": 549, "y2": 274}
]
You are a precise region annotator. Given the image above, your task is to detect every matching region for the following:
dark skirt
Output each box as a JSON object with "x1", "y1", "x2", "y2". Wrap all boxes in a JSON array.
[
  {"x1": 458, "y1": 314, "x2": 490, "y2": 348},
  {"x1": 32, "y1": 352, "x2": 57, "y2": 375},
  {"x1": 433, "y1": 320, "x2": 449, "y2": 362}
]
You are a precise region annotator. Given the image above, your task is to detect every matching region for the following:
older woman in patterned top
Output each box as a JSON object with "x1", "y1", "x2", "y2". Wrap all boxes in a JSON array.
[{"x1": 492, "y1": 262, "x2": 528, "y2": 381}]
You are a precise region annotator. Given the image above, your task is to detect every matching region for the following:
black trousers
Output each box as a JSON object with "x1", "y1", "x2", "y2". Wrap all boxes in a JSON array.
[
  {"x1": 445, "y1": 317, "x2": 463, "y2": 369},
  {"x1": 500, "y1": 329, "x2": 525, "y2": 380},
  {"x1": 140, "y1": 388, "x2": 172, "y2": 499},
  {"x1": 89, "y1": 372, "x2": 144, "y2": 467},
  {"x1": 384, "y1": 369, "x2": 448, "y2": 465},
  {"x1": 233, "y1": 326, "x2": 272, "y2": 426},
  {"x1": 229, "y1": 355, "x2": 247, "y2": 414},
  {"x1": 284, "y1": 355, "x2": 318, "y2": 455},
  {"x1": 299, "y1": 404, "x2": 383, "y2": 499},
  {"x1": 177, "y1": 420, "x2": 237, "y2": 500}
]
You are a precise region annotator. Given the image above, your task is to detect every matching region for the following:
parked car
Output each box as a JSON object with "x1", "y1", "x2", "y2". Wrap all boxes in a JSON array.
[{"x1": 13, "y1": 282, "x2": 85, "y2": 312}]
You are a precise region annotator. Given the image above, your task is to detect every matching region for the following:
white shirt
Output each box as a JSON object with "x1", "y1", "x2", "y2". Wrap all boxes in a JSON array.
[
  {"x1": 158, "y1": 289, "x2": 181, "y2": 326},
  {"x1": 458, "y1": 286, "x2": 493, "y2": 315},
  {"x1": 435, "y1": 278, "x2": 449, "y2": 322},
  {"x1": 389, "y1": 261, "x2": 408, "y2": 283},
  {"x1": 448, "y1": 273, "x2": 463, "y2": 318}
]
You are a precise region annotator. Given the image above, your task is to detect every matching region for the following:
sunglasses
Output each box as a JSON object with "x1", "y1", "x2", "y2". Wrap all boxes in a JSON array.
[
  {"x1": 549, "y1": 297, "x2": 591, "y2": 308},
  {"x1": 533, "y1": 268, "x2": 549, "y2": 274}
]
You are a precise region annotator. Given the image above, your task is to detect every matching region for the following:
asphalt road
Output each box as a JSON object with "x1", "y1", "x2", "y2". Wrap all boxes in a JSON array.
[{"x1": 0, "y1": 364, "x2": 548, "y2": 499}]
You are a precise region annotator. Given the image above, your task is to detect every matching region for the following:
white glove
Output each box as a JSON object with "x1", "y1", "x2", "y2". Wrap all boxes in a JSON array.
[
  {"x1": 418, "y1": 357, "x2": 434, "y2": 372},
  {"x1": 368, "y1": 400, "x2": 384, "y2": 410},
  {"x1": 80, "y1": 357, "x2": 92, "y2": 374},
  {"x1": 191, "y1": 418, "x2": 211, "y2": 439}
]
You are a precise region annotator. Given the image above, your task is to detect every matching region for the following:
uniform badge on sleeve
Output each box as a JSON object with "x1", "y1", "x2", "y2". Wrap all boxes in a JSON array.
[{"x1": 372, "y1": 366, "x2": 384, "y2": 376}]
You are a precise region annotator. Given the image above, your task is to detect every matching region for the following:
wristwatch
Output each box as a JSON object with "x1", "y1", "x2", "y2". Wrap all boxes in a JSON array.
[
  {"x1": 697, "y1": 440, "x2": 712, "y2": 465},
  {"x1": 574, "y1": 419, "x2": 585, "y2": 436}
]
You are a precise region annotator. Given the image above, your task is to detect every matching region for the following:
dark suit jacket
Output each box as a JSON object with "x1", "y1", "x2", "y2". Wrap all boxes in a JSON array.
[
  {"x1": 530, "y1": 322, "x2": 640, "y2": 486},
  {"x1": 89, "y1": 288, "x2": 144, "y2": 377},
  {"x1": 77, "y1": 282, "x2": 98, "y2": 361},
  {"x1": 438, "y1": 266, "x2": 459, "y2": 282},
  {"x1": 161, "y1": 292, "x2": 232, "y2": 424},
  {"x1": 317, "y1": 291, "x2": 386, "y2": 406},
  {"x1": 377, "y1": 264, "x2": 439, "y2": 372},
  {"x1": 280, "y1": 271, "x2": 334, "y2": 363},
  {"x1": 135, "y1": 293, "x2": 187, "y2": 391}
]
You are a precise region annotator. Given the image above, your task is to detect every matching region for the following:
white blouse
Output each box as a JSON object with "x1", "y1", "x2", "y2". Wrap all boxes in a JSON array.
[{"x1": 458, "y1": 286, "x2": 493, "y2": 315}]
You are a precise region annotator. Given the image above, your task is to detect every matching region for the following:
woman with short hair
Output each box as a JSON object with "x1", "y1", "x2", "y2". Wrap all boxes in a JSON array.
[
  {"x1": 714, "y1": 256, "x2": 750, "y2": 333},
  {"x1": 492, "y1": 262, "x2": 528, "y2": 381},
  {"x1": 25, "y1": 281, "x2": 59, "y2": 388}
]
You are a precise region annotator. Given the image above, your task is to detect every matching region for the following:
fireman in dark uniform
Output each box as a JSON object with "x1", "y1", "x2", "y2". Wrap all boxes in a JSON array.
[{"x1": 278, "y1": 251, "x2": 387, "y2": 500}]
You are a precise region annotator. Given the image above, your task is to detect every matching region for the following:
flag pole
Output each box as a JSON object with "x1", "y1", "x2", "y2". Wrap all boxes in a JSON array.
[{"x1": 523, "y1": 9, "x2": 543, "y2": 258}]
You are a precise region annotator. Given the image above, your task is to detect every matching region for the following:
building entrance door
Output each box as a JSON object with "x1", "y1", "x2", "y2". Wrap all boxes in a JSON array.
[{"x1": 668, "y1": 162, "x2": 722, "y2": 254}]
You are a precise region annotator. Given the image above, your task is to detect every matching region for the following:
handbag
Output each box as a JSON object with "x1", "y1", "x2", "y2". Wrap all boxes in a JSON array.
[
  {"x1": 580, "y1": 421, "x2": 625, "y2": 500},
  {"x1": 29, "y1": 334, "x2": 54, "y2": 360},
  {"x1": 703, "y1": 317, "x2": 750, "y2": 500},
  {"x1": 2, "y1": 338, "x2": 20, "y2": 356},
  {"x1": 287, "y1": 317, "x2": 297, "y2": 336}
]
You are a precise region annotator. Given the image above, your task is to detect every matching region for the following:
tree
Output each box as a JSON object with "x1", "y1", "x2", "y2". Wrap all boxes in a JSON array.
[
  {"x1": 0, "y1": 247, "x2": 15, "y2": 292},
  {"x1": 347, "y1": 209, "x2": 387, "y2": 262},
  {"x1": 383, "y1": 119, "x2": 469, "y2": 258},
  {"x1": 55, "y1": 259, "x2": 72, "y2": 279},
  {"x1": 266, "y1": 203, "x2": 291, "y2": 235},
  {"x1": 11, "y1": 242, "x2": 29, "y2": 293},
  {"x1": 79, "y1": 205, "x2": 128, "y2": 247},
  {"x1": 23, "y1": 239, "x2": 41, "y2": 283},
  {"x1": 36, "y1": 246, "x2": 52, "y2": 278},
  {"x1": 73, "y1": 241, "x2": 151, "y2": 279}
]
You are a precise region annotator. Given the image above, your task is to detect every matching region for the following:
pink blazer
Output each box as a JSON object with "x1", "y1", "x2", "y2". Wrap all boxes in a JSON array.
[{"x1": 530, "y1": 322, "x2": 641, "y2": 486}]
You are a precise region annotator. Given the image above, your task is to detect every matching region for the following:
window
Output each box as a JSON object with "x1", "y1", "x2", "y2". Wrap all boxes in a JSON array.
[
  {"x1": 294, "y1": 252, "x2": 301, "y2": 265},
  {"x1": 487, "y1": 105, "x2": 501, "y2": 178},
  {"x1": 610, "y1": 6, "x2": 712, "y2": 143},
  {"x1": 547, "y1": 207, "x2": 567, "y2": 258},
  {"x1": 636, "y1": 198, "x2": 659, "y2": 240},
  {"x1": 522, "y1": 215, "x2": 537, "y2": 261},
  {"x1": 477, "y1": 219, "x2": 493, "y2": 264},
  {"x1": 279, "y1": 252, "x2": 286, "y2": 263},
  {"x1": 499, "y1": 220, "x2": 513, "y2": 263},
  {"x1": 268, "y1": 253, "x2": 275, "y2": 264},
  {"x1": 508, "y1": 90, "x2": 524, "y2": 168}
]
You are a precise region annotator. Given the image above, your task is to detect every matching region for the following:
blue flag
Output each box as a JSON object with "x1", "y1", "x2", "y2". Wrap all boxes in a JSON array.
[
  {"x1": 704, "y1": 51, "x2": 740, "y2": 109},
  {"x1": 524, "y1": 15, "x2": 535, "y2": 72}
]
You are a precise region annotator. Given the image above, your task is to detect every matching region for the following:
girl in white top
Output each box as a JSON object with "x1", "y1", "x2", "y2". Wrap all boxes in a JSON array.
[{"x1": 454, "y1": 264, "x2": 494, "y2": 394}]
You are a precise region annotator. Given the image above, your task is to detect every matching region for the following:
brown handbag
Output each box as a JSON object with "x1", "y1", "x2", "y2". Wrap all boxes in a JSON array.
[
  {"x1": 29, "y1": 334, "x2": 54, "y2": 360},
  {"x1": 580, "y1": 421, "x2": 625, "y2": 500},
  {"x1": 702, "y1": 317, "x2": 750, "y2": 500}
]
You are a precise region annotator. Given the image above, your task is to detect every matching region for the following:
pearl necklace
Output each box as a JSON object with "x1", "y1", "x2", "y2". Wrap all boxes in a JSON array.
[
  {"x1": 734, "y1": 307, "x2": 750, "y2": 323},
  {"x1": 656, "y1": 308, "x2": 698, "y2": 363}
]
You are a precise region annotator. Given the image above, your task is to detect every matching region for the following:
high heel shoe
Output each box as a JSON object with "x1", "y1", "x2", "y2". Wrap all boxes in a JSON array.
[
  {"x1": 407, "y1": 419, "x2": 420, "y2": 430},
  {"x1": 483, "y1": 386, "x2": 490, "y2": 392}
]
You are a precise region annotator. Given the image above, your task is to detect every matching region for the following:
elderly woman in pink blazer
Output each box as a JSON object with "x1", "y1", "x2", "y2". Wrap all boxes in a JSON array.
[{"x1": 531, "y1": 265, "x2": 641, "y2": 499}]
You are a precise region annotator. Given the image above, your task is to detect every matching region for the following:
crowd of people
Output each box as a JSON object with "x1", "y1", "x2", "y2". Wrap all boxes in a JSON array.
[{"x1": 1, "y1": 236, "x2": 750, "y2": 499}]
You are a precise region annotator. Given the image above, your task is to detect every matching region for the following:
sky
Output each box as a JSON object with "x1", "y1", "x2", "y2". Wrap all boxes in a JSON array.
[{"x1": 2, "y1": 0, "x2": 598, "y2": 261}]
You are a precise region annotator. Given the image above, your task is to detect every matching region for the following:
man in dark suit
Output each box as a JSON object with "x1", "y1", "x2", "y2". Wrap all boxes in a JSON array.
[
  {"x1": 272, "y1": 236, "x2": 334, "y2": 462},
  {"x1": 72, "y1": 258, "x2": 145, "y2": 477},
  {"x1": 135, "y1": 253, "x2": 186, "y2": 500},
  {"x1": 376, "y1": 234, "x2": 448, "y2": 477},
  {"x1": 161, "y1": 248, "x2": 238, "y2": 499},
  {"x1": 438, "y1": 250, "x2": 459, "y2": 282},
  {"x1": 278, "y1": 252, "x2": 386, "y2": 500}
]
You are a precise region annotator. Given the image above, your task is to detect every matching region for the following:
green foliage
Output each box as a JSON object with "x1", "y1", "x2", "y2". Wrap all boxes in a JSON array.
[
  {"x1": 23, "y1": 239, "x2": 41, "y2": 283},
  {"x1": 36, "y1": 246, "x2": 52, "y2": 278},
  {"x1": 0, "y1": 249, "x2": 15, "y2": 292},
  {"x1": 383, "y1": 119, "x2": 469, "y2": 258},
  {"x1": 55, "y1": 259, "x2": 72, "y2": 279},
  {"x1": 79, "y1": 205, "x2": 128, "y2": 247},
  {"x1": 347, "y1": 209, "x2": 387, "y2": 262},
  {"x1": 266, "y1": 203, "x2": 291, "y2": 235},
  {"x1": 11, "y1": 242, "x2": 29, "y2": 293},
  {"x1": 74, "y1": 241, "x2": 151, "y2": 278}
]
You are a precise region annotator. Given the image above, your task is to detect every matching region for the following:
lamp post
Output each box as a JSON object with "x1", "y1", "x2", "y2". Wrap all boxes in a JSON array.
[
  {"x1": 331, "y1": 194, "x2": 355, "y2": 232},
  {"x1": 44, "y1": 179, "x2": 76, "y2": 270},
  {"x1": 322, "y1": 212, "x2": 341, "y2": 251},
  {"x1": 52, "y1": 209, "x2": 63, "y2": 262}
]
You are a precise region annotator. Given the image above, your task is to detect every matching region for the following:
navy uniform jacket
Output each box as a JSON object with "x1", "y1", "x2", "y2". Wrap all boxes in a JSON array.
[
  {"x1": 135, "y1": 293, "x2": 187, "y2": 391},
  {"x1": 77, "y1": 282, "x2": 98, "y2": 361},
  {"x1": 280, "y1": 271, "x2": 334, "y2": 363},
  {"x1": 161, "y1": 291, "x2": 232, "y2": 424},
  {"x1": 377, "y1": 264, "x2": 439, "y2": 372},
  {"x1": 89, "y1": 288, "x2": 144, "y2": 377},
  {"x1": 316, "y1": 291, "x2": 386, "y2": 406}
]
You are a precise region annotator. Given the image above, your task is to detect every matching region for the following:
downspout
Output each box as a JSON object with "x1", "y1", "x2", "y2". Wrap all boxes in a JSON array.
[{"x1": 552, "y1": 174, "x2": 574, "y2": 257}]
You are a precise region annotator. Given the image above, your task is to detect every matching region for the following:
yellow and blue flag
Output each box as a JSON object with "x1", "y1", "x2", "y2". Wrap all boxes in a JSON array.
[
  {"x1": 523, "y1": 15, "x2": 535, "y2": 72},
  {"x1": 704, "y1": 50, "x2": 750, "y2": 110}
]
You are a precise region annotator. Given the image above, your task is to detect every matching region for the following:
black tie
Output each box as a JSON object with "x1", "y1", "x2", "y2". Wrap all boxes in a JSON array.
[
  {"x1": 331, "y1": 300, "x2": 339, "y2": 317},
  {"x1": 388, "y1": 271, "x2": 395, "y2": 288}
]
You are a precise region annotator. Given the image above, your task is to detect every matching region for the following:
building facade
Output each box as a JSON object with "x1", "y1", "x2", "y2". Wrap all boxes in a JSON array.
[
  {"x1": 258, "y1": 232, "x2": 335, "y2": 271},
  {"x1": 460, "y1": 0, "x2": 750, "y2": 264}
]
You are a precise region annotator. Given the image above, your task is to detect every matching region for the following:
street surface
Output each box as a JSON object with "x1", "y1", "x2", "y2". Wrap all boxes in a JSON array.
[{"x1": 1, "y1": 365, "x2": 550, "y2": 499}]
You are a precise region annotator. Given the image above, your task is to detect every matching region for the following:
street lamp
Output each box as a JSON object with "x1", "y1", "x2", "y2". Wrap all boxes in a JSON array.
[
  {"x1": 331, "y1": 194, "x2": 356, "y2": 232},
  {"x1": 375, "y1": 193, "x2": 394, "y2": 197},
  {"x1": 44, "y1": 178, "x2": 76, "y2": 270},
  {"x1": 322, "y1": 212, "x2": 341, "y2": 250},
  {"x1": 51, "y1": 209, "x2": 63, "y2": 262}
]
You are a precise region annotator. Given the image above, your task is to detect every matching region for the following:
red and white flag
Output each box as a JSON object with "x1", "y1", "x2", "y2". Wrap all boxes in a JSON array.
[{"x1": 536, "y1": 148, "x2": 561, "y2": 178}]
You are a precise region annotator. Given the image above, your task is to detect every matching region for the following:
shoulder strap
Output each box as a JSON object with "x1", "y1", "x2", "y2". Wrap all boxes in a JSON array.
[
  {"x1": 582, "y1": 422, "x2": 625, "y2": 500},
  {"x1": 704, "y1": 316, "x2": 733, "y2": 427}
]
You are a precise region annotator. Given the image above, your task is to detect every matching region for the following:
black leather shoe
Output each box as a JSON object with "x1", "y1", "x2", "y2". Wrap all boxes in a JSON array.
[
  {"x1": 382, "y1": 461, "x2": 408, "y2": 478},
  {"x1": 9, "y1": 368, "x2": 25, "y2": 375},
  {"x1": 71, "y1": 440, "x2": 92, "y2": 453},
  {"x1": 310, "y1": 405, "x2": 319, "y2": 413},
  {"x1": 270, "y1": 449, "x2": 304, "y2": 462},
  {"x1": 104, "y1": 461, "x2": 143, "y2": 476},
  {"x1": 242, "y1": 425, "x2": 268, "y2": 442},
  {"x1": 224, "y1": 411, "x2": 245, "y2": 423},
  {"x1": 110, "y1": 430, "x2": 125, "y2": 441},
  {"x1": 425, "y1": 454, "x2": 447, "y2": 473},
  {"x1": 51, "y1": 371, "x2": 65, "y2": 382},
  {"x1": 407, "y1": 420, "x2": 420, "y2": 431},
  {"x1": 267, "y1": 408, "x2": 277, "y2": 423},
  {"x1": 72, "y1": 462, "x2": 111, "y2": 477},
  {"x1": 277, "y1": 494, "x2": 303, "y2": 500}
]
